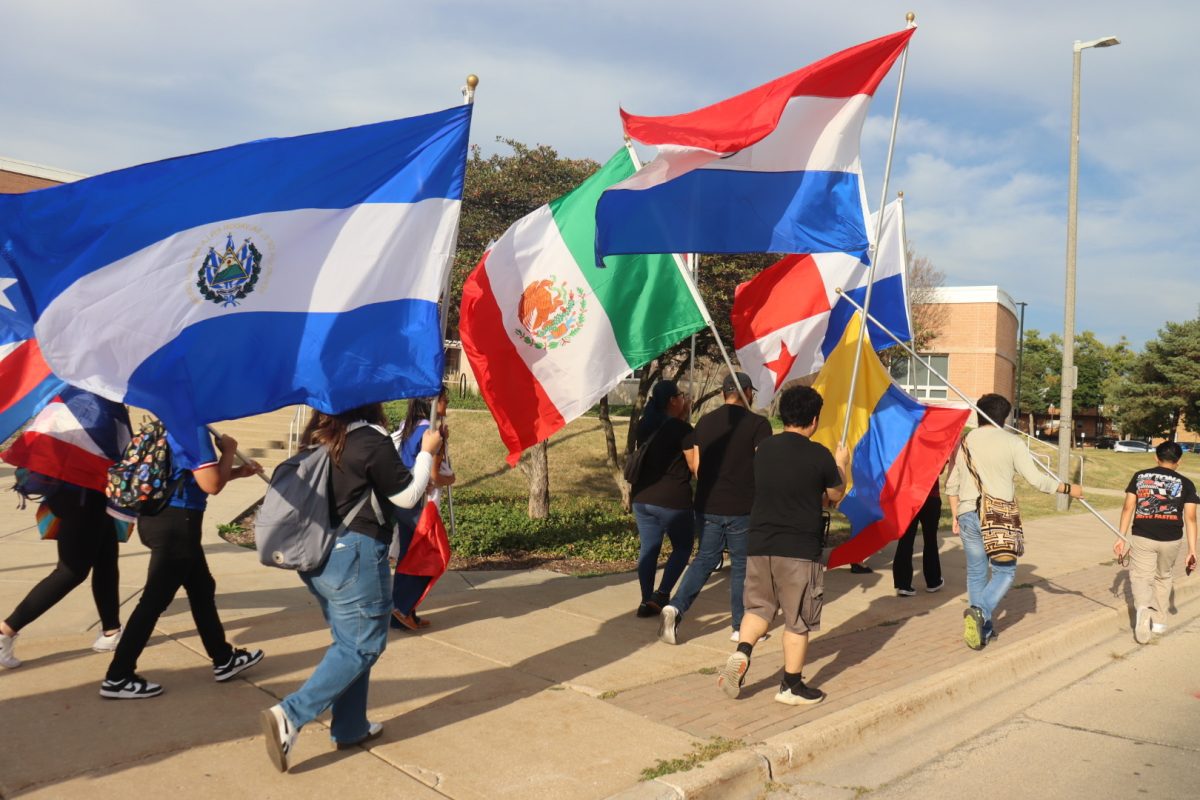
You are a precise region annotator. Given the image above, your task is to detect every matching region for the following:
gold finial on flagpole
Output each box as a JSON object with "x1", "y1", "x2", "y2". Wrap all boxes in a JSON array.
[
  {"x1": 898, "y1": 190, "x2": 904, "y2": 198},
  {"x1": 907, "y1": 12, "x2": 916, "y2": 26},
  {"x1": 463, "y1": 74, "x2": 479, "y2": 104}
]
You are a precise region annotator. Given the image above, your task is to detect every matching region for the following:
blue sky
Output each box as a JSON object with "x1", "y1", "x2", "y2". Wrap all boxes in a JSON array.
[{"x1": 2, "y1": 1, "x2": 1195, "y2": 348}]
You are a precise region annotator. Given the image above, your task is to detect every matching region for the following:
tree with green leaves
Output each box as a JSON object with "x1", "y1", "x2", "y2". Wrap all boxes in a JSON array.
[{"x1": 1108, "y1": 317, "x2": 1200, "y2": 439}]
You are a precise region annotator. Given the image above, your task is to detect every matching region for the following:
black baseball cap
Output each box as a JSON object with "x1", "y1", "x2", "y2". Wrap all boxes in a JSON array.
[{"x1": 722, "y1": 372, "x2": 755, "y2": 394}]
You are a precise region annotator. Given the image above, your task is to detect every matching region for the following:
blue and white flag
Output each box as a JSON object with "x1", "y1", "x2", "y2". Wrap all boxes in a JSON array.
[{"x1": 0, "y1": 105, "x2": 472, "y2": 460}]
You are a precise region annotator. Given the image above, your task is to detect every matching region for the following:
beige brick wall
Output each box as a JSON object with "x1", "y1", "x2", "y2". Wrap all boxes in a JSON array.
[
  {"x1": 0, "y1": 169, "x2": 59, "y2": 193},
  {"x1": 915, "y1": 300, "x2": 1018, "y2": 403}
]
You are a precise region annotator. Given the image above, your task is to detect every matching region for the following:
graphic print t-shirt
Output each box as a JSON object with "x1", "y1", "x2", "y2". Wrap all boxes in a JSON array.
[{"x1": 1126, "y1": 466, "x2": 1199, "y2": 541}]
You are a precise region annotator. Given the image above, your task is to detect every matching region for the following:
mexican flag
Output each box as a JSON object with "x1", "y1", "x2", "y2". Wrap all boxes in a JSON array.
[{"x1": 460, "y1": 148, "x2": 706, "y2": 465}]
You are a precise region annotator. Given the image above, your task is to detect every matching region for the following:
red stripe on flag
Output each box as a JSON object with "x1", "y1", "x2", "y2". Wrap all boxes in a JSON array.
[
  {"x1": 827, "y1": 403, "x2": 969, "y2": 569},
  {"x1": 731, "y1": 254, "x2": 831, "y2": 348},
  {"x1": 459, "y1": 254, "x2": 567, "y2": 466},
  {"x1": 2, "y1": 430, "x2": 113, "y2": 492},
  {"x1": 0, "y1": 340, "x2": 54, "y2": 414},
  {"x1": 622, "y1": 29, "x2": 914, "y2": 152}
]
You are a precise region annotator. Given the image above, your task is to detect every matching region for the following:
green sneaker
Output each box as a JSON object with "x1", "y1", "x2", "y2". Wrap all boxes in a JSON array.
[{"x1": 963, "y1": 606, "x2": 986, "y2": 651}]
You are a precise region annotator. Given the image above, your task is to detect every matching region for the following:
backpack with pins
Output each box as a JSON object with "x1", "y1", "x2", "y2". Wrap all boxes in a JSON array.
[
  {"x1": 105, "y1": 418, "x2": 184, "y2": 520},
  {"x1": 254, "y1": 425, "x2": 384, "y2": 572}
]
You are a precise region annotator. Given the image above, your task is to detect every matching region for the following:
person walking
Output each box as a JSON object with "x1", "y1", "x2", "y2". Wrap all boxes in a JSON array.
[
  {"x1": 261, "y1": 404, "x2": 439, "y2": 773},
  {"x1": 1114, "y1": 441, "x2": 1198, "y2": 643},
  {"x1": 390, "y1": 388, "x2": 455, "y2": 632},
  {"x1": 946, "y1": 393, "x2": 1082, "y2": 650},
  {"x1": 100, "y1": 426, "x2": 265, "y2": 698},
  {"x1": 892, "y1": 479, "x2": 945, "y2": 596},
  {"x1": 0, "y1": 392, "x2": 132, "y2": 669},
  {"x1": 658, "y1": 372, "x2": 772, "y2": 645},
  {"x1": 716, "y1": 385, "x2": 846, "y2": 706},
  {"x1": 630, "y1": 380, "x2": 695, "y2": 618}
]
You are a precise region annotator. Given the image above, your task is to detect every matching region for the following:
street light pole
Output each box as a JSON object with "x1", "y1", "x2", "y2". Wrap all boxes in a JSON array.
[{"x1": 1057, "y1": 35, "x2": 1119, "y2": 511}]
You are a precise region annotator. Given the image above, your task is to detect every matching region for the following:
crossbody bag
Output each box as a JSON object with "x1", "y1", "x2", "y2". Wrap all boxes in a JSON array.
[{"x1": 960, "y1": 441, "x2": 1024, "y2": 563}]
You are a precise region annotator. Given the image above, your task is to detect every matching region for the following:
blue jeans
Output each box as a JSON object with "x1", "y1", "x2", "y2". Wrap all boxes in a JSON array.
[
  {"x1": 668, "y1": 513, "x2": 749, "y2": 630},
  {"x1": 958, "y1": 511, "x2": 1015, "y2": 627},
  {"x1": 632, "y1": 503, "x2": 695, "y2": 603},
  {"x1": 281, "y1": 532, "x2": 390, "y2": 744}
]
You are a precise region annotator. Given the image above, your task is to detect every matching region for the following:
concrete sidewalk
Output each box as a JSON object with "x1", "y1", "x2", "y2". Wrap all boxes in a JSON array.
[{"x1": 1, "y1": 476, "x2": 1197, "y2": 799}]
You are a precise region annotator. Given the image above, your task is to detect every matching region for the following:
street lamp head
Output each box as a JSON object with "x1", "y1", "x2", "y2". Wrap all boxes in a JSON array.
[{"x1": 1075, "y1": 36, "x2": 1120, "y2": 52}]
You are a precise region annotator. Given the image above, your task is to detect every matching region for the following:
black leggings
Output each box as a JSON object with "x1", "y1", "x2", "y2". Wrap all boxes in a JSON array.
[
  {"x1": 5, "y1": 489, "x2": 121, "y2": 632},
  {"x1": 106, "y1": 506, "x2": 232, "y2": 681},
  {"x1": 892, "y1": 494, "x2": 943, "y2": 590}
]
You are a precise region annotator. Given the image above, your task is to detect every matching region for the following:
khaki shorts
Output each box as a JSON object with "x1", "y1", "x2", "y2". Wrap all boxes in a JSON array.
[{"x1": 744, "y1": 555, "x2": 824, "y2": 634}]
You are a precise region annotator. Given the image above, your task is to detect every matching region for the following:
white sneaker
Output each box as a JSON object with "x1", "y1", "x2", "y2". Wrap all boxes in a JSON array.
[
  {"x1": 658, "y1": 606, "x2": 679, "y2": 645},
  {"x1": 92, "y1": 628, "x2": 122, "y2": 652},
  {"x1": 1151, "y1": 621, "x2": 1167, "y2": 635},
  {"x1": 1134, "y1": 608, "x2": 1152, "y2": 644},
  {"x1": 730, "y1": 630, "x2": 769, "y2": 643},
  {"x1": 0, "y1": 633, "x2": 21, "y2": 669},
  {"x1": 261, "y1": 704, "x2": 298, "y2": 772}
]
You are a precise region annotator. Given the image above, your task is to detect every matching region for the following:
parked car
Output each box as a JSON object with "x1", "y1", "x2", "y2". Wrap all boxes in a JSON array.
[
  {"x1": 1094, "y1": 436, "x2": 1118, "y2": 450},
  {"x1": 1113, "y1": 440, "x2": 1152, "y2": 453}
]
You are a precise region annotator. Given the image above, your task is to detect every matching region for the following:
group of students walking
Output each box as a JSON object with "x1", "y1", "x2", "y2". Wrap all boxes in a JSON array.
[
  {"x1": 0, "y1": 393, "x2": 453, "y2": 774},
  {"x1": 630, "y1": 384, "x2": 1197, "y2": 706}
]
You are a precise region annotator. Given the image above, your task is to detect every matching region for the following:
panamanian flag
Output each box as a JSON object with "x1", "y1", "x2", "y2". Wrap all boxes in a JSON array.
[
  {"x1": 595, "y1": 28, "x2": 914, "y2": 263},
  {"x1": 731, "y1": 197, "x2": 912, "y2": 407},
  {"x1": 0, "y1": 105, "x2": 472, "y2": 461}
]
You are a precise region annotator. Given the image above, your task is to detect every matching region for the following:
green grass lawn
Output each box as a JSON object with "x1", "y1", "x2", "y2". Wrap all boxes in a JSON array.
[{"x1": 386, "y1": 406, "x2": 1179, "y2": 566}]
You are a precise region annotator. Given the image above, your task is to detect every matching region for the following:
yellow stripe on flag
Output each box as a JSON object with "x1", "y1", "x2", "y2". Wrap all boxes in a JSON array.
[{"x1": 811, "y1": 314, "x2": 893, "y2": 498}]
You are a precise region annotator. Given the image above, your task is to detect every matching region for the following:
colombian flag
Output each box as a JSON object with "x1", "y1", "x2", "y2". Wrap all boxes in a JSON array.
[{"x1": 813, "y1": 315, "x2": 969, "y2": 568}]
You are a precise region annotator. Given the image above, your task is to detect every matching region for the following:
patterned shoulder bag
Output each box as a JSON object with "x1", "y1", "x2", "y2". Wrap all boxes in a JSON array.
[{"x1": 960, "y1": 441, "x2": 1024, "y2": 563}]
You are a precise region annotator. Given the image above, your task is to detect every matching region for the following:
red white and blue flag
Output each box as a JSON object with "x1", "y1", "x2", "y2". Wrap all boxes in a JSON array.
[
  {"x1": 595, "y1": 29, "x2": 914, "y2": 262},
  {"x1": 732, "y1": 198, "x2": 911, "y2": 406},
  {"x1": 1, "y1": 387, "x2": 131, "y2": 492},
  {"x1": 0, "y1": 270, "x2": 65, "y2": 443}
]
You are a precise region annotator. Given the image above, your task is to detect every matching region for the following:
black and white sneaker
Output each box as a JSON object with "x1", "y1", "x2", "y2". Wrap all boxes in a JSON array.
[
  {"x1": 214, "y1": 647, "x2": 264, "y2": 682},
  {"x1": 261, "y1": 704, "x2": 297, "y2": 772},
  {"x1": 775, "y1": 680, "x2": 825, "y2": 706},
  {"x1": 99, "y1": 674, "x2": 163, "y2": 699},
  {"x1": 718, "y1": 651, "x2": 750, "y2": 699}
]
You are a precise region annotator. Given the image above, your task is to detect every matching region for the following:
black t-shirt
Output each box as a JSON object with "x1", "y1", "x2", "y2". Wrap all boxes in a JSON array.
[
  {"x1": 749, "y1": 432, "x2": 843, "y2": 559},
  {"x1": 1126, "y1": 466, "x2": 1199, "y2": 542},
  {"x1": 331, "y1": 425, "x2": 415, "y2": 543},
  {"x1": 684, "y1": 404, "x2": 773, "y2": 516},
  {"x1": 631, "y1": 417, "x2": 694, "y2": 510}
]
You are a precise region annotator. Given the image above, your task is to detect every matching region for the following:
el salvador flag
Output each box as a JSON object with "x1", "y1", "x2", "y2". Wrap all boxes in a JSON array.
[
  {"x1": 595, "y1": 29, "x2": 913, "y2": 263},
  {"x1": 0, "y1": 105, "x2": 472, "y2": 461}
]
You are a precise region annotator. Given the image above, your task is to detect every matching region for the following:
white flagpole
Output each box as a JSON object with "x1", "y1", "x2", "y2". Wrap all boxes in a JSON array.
[
  {"x1": 622, "y1": 138, "x2": 751, "y2": 409},
  {"x1": 839, "y1": 13, "x2": 916, "y2": 446},
  {"x1": 430, "y1": 73, "x2": 477, "y2": 537},
  {"x1": 688, "y1": 253, "x2": 699, "y2": 415},
  {"x1": 833, "y1": 288, "x2": 1130, "y2": 547}
]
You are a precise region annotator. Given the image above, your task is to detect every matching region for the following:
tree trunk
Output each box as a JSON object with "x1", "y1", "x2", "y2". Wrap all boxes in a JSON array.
[
  {"x1": 598, "y1": 397, "x2": 632, "y2": 511},
  {"x1": 518, "y1": 440, "x2": 550, "y2": 519}
]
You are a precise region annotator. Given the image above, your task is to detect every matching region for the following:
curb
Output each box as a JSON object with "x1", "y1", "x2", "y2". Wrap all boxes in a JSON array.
[{"x1": 611, "y1": 576, "x2": 1200, "y2": 800}]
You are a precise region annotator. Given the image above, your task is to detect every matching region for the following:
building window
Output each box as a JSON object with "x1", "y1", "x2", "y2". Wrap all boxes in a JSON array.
[{"x1": 889, "y1": 354, "x2": 949, "y2": 400}]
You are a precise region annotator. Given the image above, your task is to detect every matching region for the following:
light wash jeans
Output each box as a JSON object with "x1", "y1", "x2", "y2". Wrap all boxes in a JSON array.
[
  {"x1": 668, "y1": 513, "x2": 749, "y2": 630},
  {"x1": 281, "y1": 531, "x2": 390, "y2": 744},
  {"x1": 958, "y1": 511, "x2": 1015, "y2": 629}
]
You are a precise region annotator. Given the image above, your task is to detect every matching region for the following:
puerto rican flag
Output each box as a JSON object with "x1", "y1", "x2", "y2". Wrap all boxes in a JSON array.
[
  {"x1": 1, "y1": 387, "x2": 131, "y2": 492},
  {"x1": 595, "y1": 28, "x2": 914, "y2": 263},
  {"x1": 0, "y1": 270, "x2": 65, "y2": 443},
  {"x1": 732, "y1": 198, "x2": 911, "y2": 407}
]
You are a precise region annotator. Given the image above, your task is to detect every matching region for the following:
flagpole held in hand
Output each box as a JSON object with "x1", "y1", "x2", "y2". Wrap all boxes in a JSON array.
[
  {"x1": 205, "y1": 425, "x2": 269, "y2": 484},
  {"x1": 840, "y1": 11, "x2": 916, "y2": 447},
  {"x1": 431, "y1": 74, "x2": 478, "y2": 434},
  {"x1": 832, "y1": 287, "x2": 1131, "y2": 549}
]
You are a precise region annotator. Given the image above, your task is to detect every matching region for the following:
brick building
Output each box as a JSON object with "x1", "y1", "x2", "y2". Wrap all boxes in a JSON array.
[
  {"x1": 889, "y1": 285, "x2": 1020, "y2": 410},
  {"x1": 0, "y1": 157, "x2": 85, "y2": 194}
]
